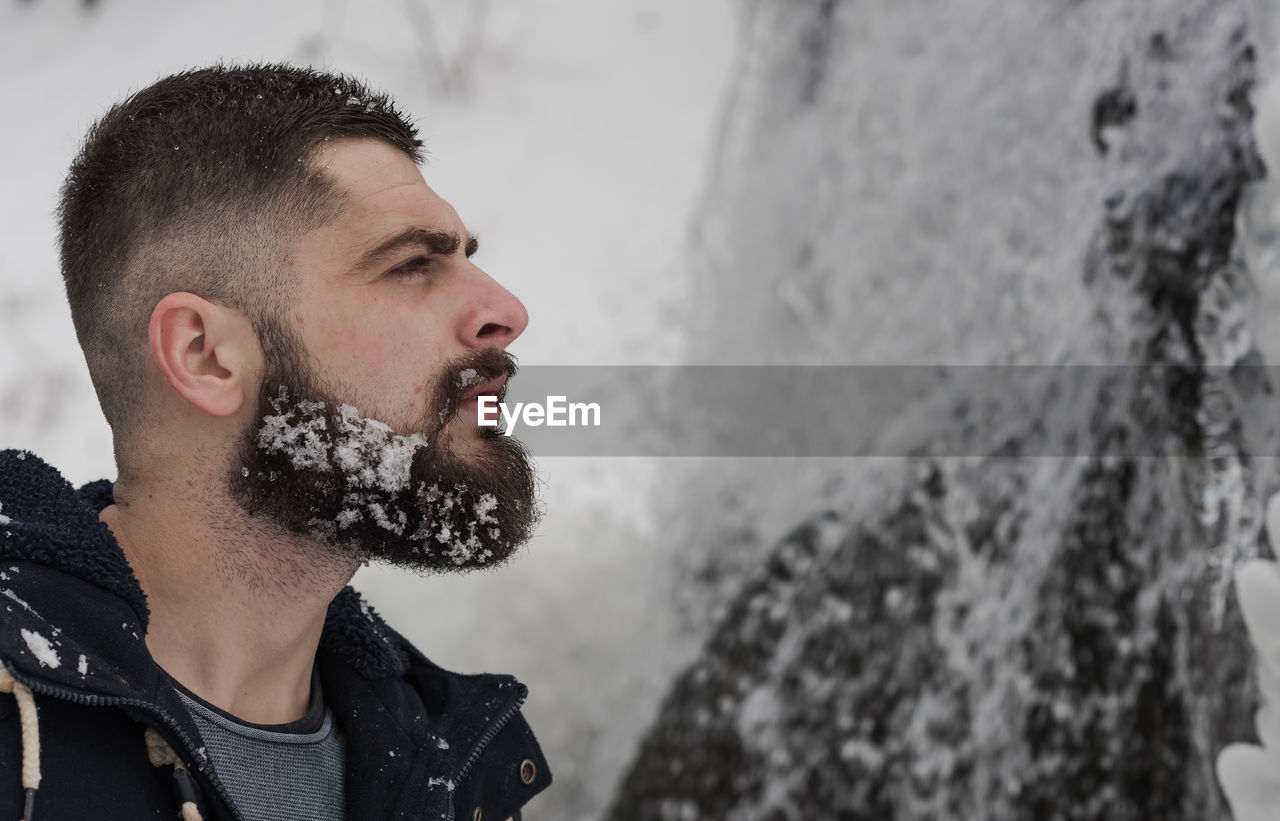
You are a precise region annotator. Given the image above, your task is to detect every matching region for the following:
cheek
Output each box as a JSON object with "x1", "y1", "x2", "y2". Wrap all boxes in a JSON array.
[
  {"x1": 300, "y1": 313, "x2": 398, "y2": 390},
  {"x1": 346, "y1": 334, "x2": 410, "y2": 391},
  {"x1": 300, "y1": 301, "x2": 454, "y2": 419},
  {"x1": 338, "y1": 326, "x2": 444, "y2": 409}
]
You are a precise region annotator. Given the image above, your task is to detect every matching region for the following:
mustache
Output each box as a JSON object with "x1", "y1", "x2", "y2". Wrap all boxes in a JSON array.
[{"x1": 429, "y1": 347, "x2": 519, "y2": 427}]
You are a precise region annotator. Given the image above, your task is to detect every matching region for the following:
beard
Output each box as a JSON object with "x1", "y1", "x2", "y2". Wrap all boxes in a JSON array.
[{"x1": 228, "y1": 331, "x2": 540, "y2": 573}]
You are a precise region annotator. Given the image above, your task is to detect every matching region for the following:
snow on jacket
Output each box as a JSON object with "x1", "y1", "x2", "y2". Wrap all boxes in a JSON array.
[{"x1": 0, "y1": 448, "x2": 551, "y2": 820}]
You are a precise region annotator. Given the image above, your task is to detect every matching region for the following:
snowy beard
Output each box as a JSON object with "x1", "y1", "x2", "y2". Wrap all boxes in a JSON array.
[{"x1": 228, "y1": 340, "x2": 540, "y2": 573}]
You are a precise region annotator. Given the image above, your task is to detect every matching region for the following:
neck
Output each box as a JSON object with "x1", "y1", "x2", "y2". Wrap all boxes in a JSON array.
[{"x1": 101, "y1": 473, "x2": 358, "y2": 725}]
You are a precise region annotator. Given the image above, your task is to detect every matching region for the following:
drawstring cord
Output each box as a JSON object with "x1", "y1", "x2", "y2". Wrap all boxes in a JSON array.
[
  {"x1": 0, "y1": 666, "x2": 41, "y2": 821},
  {"x1": 144, "y1": 728, "x2": 206, "y2": 821},
  {"x1": 0, "y1": 667, "x2": 205, "y2": 821}
]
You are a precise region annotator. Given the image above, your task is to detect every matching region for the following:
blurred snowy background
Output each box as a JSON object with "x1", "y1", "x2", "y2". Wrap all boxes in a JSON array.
[{"x1": 0, "y1": 1, "x2": 732, "y2": 818}]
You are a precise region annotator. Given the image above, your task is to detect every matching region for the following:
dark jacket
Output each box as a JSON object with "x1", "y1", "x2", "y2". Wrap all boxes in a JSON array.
[{"x1": 0, "y1": 448, "x2": 551, "y2": 820}]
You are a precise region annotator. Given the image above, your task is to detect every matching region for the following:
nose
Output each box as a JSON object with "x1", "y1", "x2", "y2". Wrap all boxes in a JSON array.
[{"x1": 459, "y1": 266, "x2": 529, "y2": 350}]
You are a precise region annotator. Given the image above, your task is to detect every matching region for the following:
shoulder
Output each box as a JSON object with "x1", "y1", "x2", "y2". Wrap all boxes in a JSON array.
[
  {"x1": 318, "y1": 587, "x2": 553, "y2": 819},
  {"x1": 0, "y1": 450, "x2": 148, "y2": 626}
]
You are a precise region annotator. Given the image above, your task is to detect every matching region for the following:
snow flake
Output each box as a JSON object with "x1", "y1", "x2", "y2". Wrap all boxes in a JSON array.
[
  {"x1": 2, "y1": 589, "x2": 34, "y2": 613},
  {"x1": 20, "y1": 629, "x2": 59, "y2": 669},
  {"x1": 258, "y1": 389, "x2": 332, "y2": 471},
  {"x1": 474, "y1": 493, "x2": 498, "y2": 525}
]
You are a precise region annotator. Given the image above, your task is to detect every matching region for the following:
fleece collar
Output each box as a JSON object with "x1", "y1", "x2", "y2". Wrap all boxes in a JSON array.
[{"x1": 0, "y1": 448, "x2": 408, "y2": 681}]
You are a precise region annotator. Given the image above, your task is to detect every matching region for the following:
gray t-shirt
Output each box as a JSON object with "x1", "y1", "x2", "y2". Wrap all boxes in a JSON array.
[{"x1": 171, "y1": 672, "x2": 346, "y2": 821}]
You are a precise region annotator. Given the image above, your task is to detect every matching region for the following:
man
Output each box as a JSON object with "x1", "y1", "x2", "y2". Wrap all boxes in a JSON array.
[{"x1": 0, "y1": 64, "x2": 550, "y2": 820}]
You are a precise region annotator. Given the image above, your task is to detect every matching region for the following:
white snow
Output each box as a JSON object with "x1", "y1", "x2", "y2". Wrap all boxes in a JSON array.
[
  {"x1": 333, "y1": 405, "x2": 430, "y2": 493},
  {"x1": 1219, "y1": 489, "x2": 1280, "y2": 820},
  {"x1": 2, "y1": 589, "x2": 35, "y2": 614},
  {"x1": 258, "y1": 394, "x2": 436, "y2": 511},
  {"x1": 77, "y1": 654, "x2": 88, "y2": 676},
  {"x1": 1218, "y1": 557, "x2": 1280, "y2": 820},
  {"x1": 474, "y1": 493, "x2": 498, "y2": 525},
  {"x1": 0, "y1": 503, "x2": 10, "y2": 526},
  {"x1": 257, "y1": 391, "x2": 333, "y2": 473},
  {"x1": 20, "y1": 628, "x2": 60, "y2": 669}
]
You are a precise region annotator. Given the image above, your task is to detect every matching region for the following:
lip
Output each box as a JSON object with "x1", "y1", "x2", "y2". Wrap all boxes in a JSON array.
[{"x1": 460, "y1": 374, "x2": 507, "y2": 403}]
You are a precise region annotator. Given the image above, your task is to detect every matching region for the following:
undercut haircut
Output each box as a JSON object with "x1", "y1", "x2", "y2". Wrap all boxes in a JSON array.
[{"x1": 57, "y1": 63, "x2": 423, "y2": 465}]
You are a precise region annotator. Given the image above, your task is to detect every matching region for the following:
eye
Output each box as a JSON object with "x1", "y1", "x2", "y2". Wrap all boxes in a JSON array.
[{"x1": 388, "y1": 256, "x2": 435, "y2": 280}]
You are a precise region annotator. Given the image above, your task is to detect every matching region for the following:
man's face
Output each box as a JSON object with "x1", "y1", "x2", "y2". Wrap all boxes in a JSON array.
[{"x1": 230, "y1": 139, "x2": 539, "y2": 571}]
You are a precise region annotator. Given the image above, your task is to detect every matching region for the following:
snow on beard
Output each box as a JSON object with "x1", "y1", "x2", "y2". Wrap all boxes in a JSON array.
[{"x1": 230, "y1": 346, "x2": 540, "y2": 573}]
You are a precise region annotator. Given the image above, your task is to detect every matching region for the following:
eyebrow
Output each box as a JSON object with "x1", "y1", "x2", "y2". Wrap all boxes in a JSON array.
[{"x1": 355, "y1": 227, "x2": 479, "y2": 271}]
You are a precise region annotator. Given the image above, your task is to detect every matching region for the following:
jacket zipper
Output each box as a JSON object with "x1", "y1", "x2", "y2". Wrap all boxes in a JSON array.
[
  {"x1": 2, "y1": 661, "x2": 247, "y2": 821},
  {"x1": 445, "y1": 684, "x2": 528, "y2": 821}
]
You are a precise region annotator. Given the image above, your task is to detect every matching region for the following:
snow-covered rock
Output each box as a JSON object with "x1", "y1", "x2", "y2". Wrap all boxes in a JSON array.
[{"x1": 612, "y1": 0, "x2": 1272, "y2": 818}]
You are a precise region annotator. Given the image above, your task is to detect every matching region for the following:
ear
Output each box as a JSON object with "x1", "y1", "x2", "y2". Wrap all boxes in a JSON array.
[{"x1": 149, "y1": 292, "x2": 258, "y2": 418}]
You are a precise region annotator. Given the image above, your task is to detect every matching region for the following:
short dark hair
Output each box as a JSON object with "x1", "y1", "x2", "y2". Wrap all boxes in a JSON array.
[{"x1": 57, "y1": 63, "x2": 423, "y2": 463}]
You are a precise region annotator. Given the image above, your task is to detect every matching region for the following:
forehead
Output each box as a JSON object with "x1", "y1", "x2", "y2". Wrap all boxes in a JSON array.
[{"x1": 307, "y1": 138, "x2": 464, "y2": 249}]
